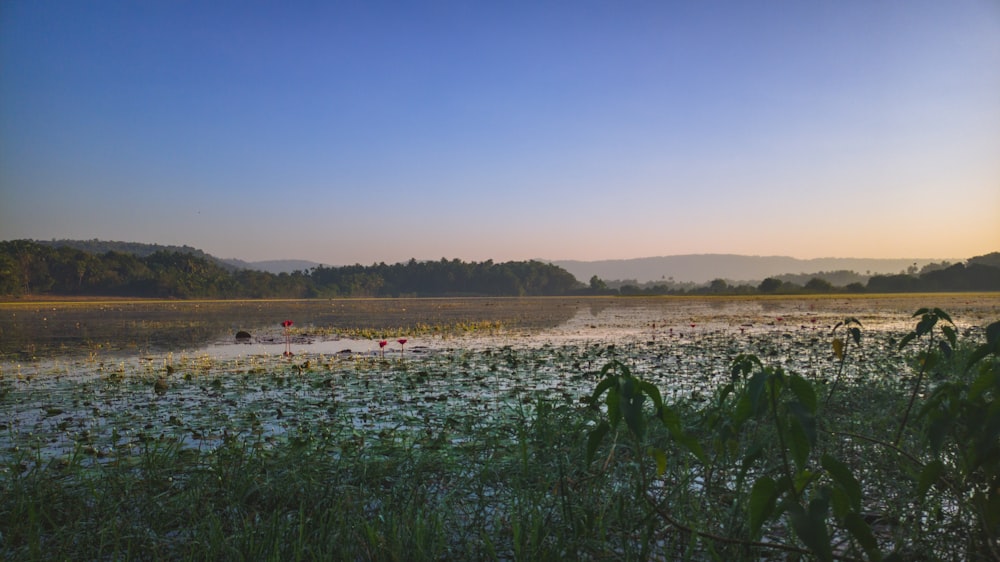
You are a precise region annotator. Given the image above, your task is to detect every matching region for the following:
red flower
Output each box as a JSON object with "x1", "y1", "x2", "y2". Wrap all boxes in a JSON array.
[
  {"x1": 281, "y1": 320, "x2": 294, "y2": 357},
  {"x1": 397, "y1": 338, "x2": 407, "y2": 346},
  {"x1": 379, "y1": 340, "x2": 387, "y2": 348}
]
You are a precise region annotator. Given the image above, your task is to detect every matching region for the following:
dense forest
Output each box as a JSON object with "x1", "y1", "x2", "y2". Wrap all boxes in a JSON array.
[
  {"x1": 0, "y1": 240, "x2": 997, "y2": 299},
  {"x1": 0, "y1": 240, "x2": 581, "y2": 298}
]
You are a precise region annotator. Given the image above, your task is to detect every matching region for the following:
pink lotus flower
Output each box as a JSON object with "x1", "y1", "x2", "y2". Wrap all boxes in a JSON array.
[
  {"x1": 282, "y1": 320, "x2": 294, "y2": 356},
  {"x1": 379, "y1": 339, "x2": 387, "y2": 358},
  {"x1": 398, "y1": 338, "x2": 407, "y2": 356}
]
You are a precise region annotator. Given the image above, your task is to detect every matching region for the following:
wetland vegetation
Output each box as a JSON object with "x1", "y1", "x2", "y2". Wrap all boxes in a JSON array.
[{"x1": 1, "y1": 294, "x2": 999, "y2": 560}]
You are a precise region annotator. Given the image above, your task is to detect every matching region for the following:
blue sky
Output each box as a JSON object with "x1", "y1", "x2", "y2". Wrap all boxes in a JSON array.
[{"x1": 2, "y1": 1, "x2": 998, "y2": 265}]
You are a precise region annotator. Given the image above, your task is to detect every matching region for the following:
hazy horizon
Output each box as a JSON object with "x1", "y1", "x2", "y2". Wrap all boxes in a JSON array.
[
  {"x1": 2, "y1": 2, "x2": 998, "y2": 264},
  {"x1": 13, "y1": 237, "x2": 972, "y2": 269}
]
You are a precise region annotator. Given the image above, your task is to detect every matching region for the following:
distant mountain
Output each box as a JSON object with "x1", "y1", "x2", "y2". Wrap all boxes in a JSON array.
[
  {"x1": 29, "y1": 239, "x2": 322, "y2": 274},
  {"x1": 547, "y1": 254, "x2": 958, "y2": 284},
  {"x1": 23, "y1": 240, "x2": 975, "y2": 282},
  {"x1": 220, "y1": 258, "x2": 324, "y2": 274}
]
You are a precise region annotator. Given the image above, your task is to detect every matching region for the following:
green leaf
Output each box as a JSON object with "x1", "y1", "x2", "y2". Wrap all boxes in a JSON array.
[
  {"x1": 849, "y1": 326, "x2": 862, "y2": 346},
  {"x1": 672, "y1": 429, "x2": 707, "y2": 463},
  {"x1": 639, "y1": 379, "x2": 664, "y2": 413},
  {"x1": 589, "y1": 376, "x2": 616, "y2": 402},
  {"x1": 844, "y1": 511, "x2": 882, "y2": 561},
  {"x1": 789, "y1": 374, "x2": 817, "y2": 414},
  {"x1": 915, "y1": 314, "x2": 937, "y2": 337},
  {"x1": 967, "y1": 345, "x2": 994, "y2": 372},
  {"x1": 932, "y1": 308, "x2": 953, "y2": 324},
  {"x1": 987, "y1": 321, "x2": 1000, "y2": 348},
  {"x1": 789, "y1": 401, "x2": 817, "y2": 445},
  {"x1": 748, "y1": 476, "x2": 778, "y2": 536},
  {"x1": 606, "y1": 387, "x2": 622, "y2": 427},
  {"x1": 794, "y1": 468, "x2": 817, "y2": 495},
  {"x1": 830, "y1": 485, "x2": 852, "y2": 520},
  {"x1": 789, "y1": 500, "x2": 833, "y2": 562},
  {"x1": 660, "y1": 402, "x2": 682, "y2": 432},
  {"x1": 747, "y1": 370, "x2": 769, "y2": 410},
  {"x1": 586, "y1": 421, "x2": 610, "y2": 465},
  {"x1": 941, "y1": 324, "x2": 957, "y2": 348},
  {"x1": 917, "y1": 459, "x2": 945, "y2": 496},
  {"x1": 821, "y1": 454, "x2": 862, "y2": 511},
  {"x1": 599, "y1": 360, "x2": 618, "y2": 378},
  {"x1": 918, "y1": 350, "x2": 939, "y2": 370},
  {"x1": 618, "y1": 361, "x2": 631, "y2": 378},
  {"x1": 620, "y1": 381, "x2": 647, "y2": 440},
  {"x1": 733, "y1": 392, "x2": 753, "y2": 426},
  {"x1": 898, "y1": 332, "x2": 918, "y2": 350},
  {"x1": 787, "y1": 417, "x2": 812, "y2": 470},
  {"x1": 738, "y1": 444, "x2": 765, "y2": 480},
  {"x1": 648, "y1": 446, "x2": 667, "y2": 476},
  {"x1": 731, "y1": 354, "x2": 762, "y2": 381},
  {"x1": 969, "y1": 368, "x2": 997, "y2": 400},
  {"x1": 832, "y1": 338, "x2": 845, "y2": 361}
]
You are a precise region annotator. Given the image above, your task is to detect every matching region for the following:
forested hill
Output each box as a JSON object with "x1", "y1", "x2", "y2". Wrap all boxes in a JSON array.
[
  {"x1": 0, "y1": 240, "x2": 581, "y2": 298},
  {"x1": 1, "y1": 240, "x2": 997, "y2": 299},
  {"x1": 33, "y1": 239, "x2": 325, "y2": 274},
  {"x1": 34, "y1": 239, "x2": 225, "y2": 265}
]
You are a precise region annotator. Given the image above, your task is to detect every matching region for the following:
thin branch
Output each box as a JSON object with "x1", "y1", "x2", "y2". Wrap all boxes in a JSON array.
[
  {"x1": 645, "y1": 493, "x2": 864, "y2": 562},
  {"x1": 827, "y1": 429, "x2": 923, "y2": 467}
]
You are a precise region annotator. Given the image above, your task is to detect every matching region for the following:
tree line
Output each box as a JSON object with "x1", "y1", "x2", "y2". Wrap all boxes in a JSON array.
[
  {"x1": 614, "y1": 253, "x2": 1000, "y2": 295},
  {"x1": 1, "y1": 240, "x2": 996, "y2": 299},
  {"x1": 0, "y1": 240, "x2": 581, "y2": 298}
]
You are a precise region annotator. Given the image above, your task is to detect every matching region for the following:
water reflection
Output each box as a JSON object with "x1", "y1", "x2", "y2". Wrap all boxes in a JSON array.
[
  {"x1": 2, "y1": 295, "x2": 993, "y2": 361},
  {"x1": 0, "y1": 298, "x2": 581, "y2": 360}
]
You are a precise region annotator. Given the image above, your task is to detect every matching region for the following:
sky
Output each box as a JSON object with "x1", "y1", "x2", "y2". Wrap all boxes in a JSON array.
[{"x1": 1, "y1": 1, "x2": 998, "y2": 265}]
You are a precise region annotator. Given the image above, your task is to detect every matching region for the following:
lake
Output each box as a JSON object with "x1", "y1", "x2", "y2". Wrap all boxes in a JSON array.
[{"x1": 1, "y1": 294, "x2": 997, "y2": 466}]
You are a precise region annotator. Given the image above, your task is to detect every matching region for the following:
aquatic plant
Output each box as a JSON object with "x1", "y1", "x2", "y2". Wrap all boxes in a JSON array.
[{"x1": 282, "y1": 319, "x2": 294, "y2": 357}]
